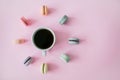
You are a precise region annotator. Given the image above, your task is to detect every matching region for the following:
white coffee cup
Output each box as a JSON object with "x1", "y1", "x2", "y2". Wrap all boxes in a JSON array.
[{"x1": 32, "y1": 27, "x2": 56, "y2": 56}]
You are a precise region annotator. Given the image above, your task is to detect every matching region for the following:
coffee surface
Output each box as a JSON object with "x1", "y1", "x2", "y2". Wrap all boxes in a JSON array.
[{"x1": 33, "y1": 29, "x2": 54, "y2": 49}]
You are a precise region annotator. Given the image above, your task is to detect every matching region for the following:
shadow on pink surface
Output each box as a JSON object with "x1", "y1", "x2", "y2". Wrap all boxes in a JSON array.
[{"x1": 47, "y1": 63, "x2": 59, "y2": 72}]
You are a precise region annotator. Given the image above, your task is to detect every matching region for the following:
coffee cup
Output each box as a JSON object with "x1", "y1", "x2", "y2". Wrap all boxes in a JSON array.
[{"x1": 32, "y1": 27, "x2": 56, "y2": 56}]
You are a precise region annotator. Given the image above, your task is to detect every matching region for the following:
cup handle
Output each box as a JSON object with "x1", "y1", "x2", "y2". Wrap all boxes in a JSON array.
[{"x1": 42, "y1": 50, "x2": 47, "y2": 56}]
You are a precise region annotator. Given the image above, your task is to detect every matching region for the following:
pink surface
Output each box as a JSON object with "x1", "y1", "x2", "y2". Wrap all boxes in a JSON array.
[{"x1": 0, "y1": 0, "x2": 120, "y2": 80}]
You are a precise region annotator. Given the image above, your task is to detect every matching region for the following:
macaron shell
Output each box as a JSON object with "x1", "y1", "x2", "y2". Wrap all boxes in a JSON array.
[
  {"x1": 68, "y1": 41, "x2": 79, "y2": 45},
  {"x1": 41, "y1": 63, "x2": 45, "y2": 74}
]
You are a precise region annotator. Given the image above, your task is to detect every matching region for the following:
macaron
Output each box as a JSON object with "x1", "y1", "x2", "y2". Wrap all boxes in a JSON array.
[
  {"x1": 21, "y1": 17, "x2": 30, "y2": 26},
  {"x1": 41, "y1": 5, "x2": 48, "y2": 15},
  {"x1": 68, "y1": 38, "x2": 79, "y2": 45},
  {"x1": 16, "y1": 39, "x2": 27, "y2": 44},
  {"x1": 41, "y1": 63, "x2": 48, "y2": 74},
  {"x1": 24, "y1": 56, "x2": 33, "y2": 66},
  {"x1": 59, "y1": 15, "x2": 68, "y2": 25},
  {"x1": 60, "y1": 54, "x2": 70, "y2": 63}
]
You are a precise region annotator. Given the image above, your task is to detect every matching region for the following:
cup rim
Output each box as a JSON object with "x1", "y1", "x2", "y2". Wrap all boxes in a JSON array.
[{"x1": 32, "y1": 27, "x2": 56, "y2": 51}]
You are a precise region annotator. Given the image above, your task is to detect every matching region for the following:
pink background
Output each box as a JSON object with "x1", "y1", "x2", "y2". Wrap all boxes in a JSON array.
[{"x1": 0, "y1": 0, "x2": 120, "y2": 80}]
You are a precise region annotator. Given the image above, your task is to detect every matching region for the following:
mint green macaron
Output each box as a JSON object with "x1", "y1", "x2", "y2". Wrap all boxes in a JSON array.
[
  {"x1": 60, "y1": 54, "x2": 70, "y2": 63},
  {"x1": 59, "y1": 15, "x2": 68, "y2": 25}
]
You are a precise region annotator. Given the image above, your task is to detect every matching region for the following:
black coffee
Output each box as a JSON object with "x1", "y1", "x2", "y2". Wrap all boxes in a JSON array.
[{"x1": 33, "y1": 29, "x2": 54, "y2": 49}]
